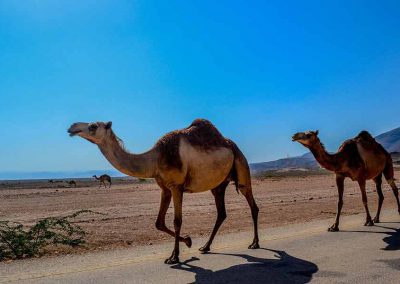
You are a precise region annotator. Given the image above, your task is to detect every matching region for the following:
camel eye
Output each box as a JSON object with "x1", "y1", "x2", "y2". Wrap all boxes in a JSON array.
[{"x1": 88, "y1": 124, "x2": 98, "y2": 131}]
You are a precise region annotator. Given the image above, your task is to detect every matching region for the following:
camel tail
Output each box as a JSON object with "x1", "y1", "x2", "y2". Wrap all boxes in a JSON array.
[
  {"x1": 383, "y1": 154, "x2": 396, "y2": 182},
  {"x1": 229, "y1": 140, "x2": 252, "y2": 195}
]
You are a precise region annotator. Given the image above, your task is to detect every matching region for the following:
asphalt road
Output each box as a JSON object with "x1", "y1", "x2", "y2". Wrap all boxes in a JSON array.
[{"x1": 1, "y1": 209, "x2": 399, "y2": 284}]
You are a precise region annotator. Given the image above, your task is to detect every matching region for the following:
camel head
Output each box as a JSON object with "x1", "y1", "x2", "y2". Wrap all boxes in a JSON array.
[
  {"x1": 68, "y1": 121, "x2": 112, "y2": 144},
  {"x1": 292, "y1": 130, "x2": 319, "y2": 148}
]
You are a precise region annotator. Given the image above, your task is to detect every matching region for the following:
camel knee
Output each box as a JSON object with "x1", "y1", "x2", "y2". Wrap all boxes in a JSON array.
[
  {"x1": 155, "y1": 219, "x2": 165, "y2": 231},
  {"x1": 337, "y1": 199, "x2": 343, "y2": 207}
]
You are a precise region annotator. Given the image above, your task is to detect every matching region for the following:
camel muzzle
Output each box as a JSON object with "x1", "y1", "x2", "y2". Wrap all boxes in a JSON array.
[
  {"x1": 292, "y1": 133, "x2": 306, "y2": 142},
  {"x1": 67, "y1": 125, "x2": 82, "y2": 137}
]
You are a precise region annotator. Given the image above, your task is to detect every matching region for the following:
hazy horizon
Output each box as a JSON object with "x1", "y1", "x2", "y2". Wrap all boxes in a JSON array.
[{"x1": 1, "y1": 1, "x2": 400, "y2": 179}]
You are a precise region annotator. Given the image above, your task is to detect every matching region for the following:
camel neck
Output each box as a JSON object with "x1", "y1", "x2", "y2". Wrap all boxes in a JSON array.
[
  {"x1": 97, "y1": 133, "x2": 157, "y2": 178},
  {"x1": 309, "y1": 141, "x2": 339, "y2": 172}
]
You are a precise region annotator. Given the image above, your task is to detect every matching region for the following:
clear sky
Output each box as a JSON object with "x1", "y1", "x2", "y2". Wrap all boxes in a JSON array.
[{"x1": 0, "y1": 0, "x2": 399, "y2": 175}]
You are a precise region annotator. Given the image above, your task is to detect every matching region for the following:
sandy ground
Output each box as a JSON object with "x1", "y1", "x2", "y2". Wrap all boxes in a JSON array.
[{"x1": 1, "y1": 171, "x2": 399, "y2": 257}]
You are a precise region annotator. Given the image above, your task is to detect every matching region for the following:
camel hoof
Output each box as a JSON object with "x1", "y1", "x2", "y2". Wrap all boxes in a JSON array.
[
  {"x1": 184, "y1": 235, "x2": 192, "y2": 248},
  {"x1": 328, "y1": 226, "x2": 339, "y2": 232},
  {"x1": 164, "y1": 256, "x2": 180, "y2": 264},
  {"x1": 373, "y1": 217, "x2": 380, "y2": 223},
  {"x1": 199, "y1": 246, "x2": 210, "y2": 253},
  {"x1": 248, "y1": 242, "x2": 260, "y2": 249},
  {"x1": 364, "y1": 220, "x2": 374, "y2": 226}
]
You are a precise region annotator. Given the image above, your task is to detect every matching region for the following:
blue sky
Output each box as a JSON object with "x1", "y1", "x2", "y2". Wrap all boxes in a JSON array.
[{"x1": 0, "y1": 0, "x2": 399, "y2": 175}]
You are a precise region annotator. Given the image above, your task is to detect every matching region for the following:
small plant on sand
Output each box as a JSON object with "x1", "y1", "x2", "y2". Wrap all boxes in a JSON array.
[{"x1": 0, "y1": 210, "x2": 99, "y2": 260}]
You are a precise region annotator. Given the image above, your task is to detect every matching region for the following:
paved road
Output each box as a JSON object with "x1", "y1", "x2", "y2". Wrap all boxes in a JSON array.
[{"x1": 1, "y1": 209, "x2": 399, "y2": 283}]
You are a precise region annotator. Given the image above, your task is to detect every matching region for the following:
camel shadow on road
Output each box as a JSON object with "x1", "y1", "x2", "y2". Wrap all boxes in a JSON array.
[
  {"x1": 171, "y1": 248, "x2": 318, "y2": 284},
  {"x1": 341, "y1": 223, "x2": 400, "y2": 251}
]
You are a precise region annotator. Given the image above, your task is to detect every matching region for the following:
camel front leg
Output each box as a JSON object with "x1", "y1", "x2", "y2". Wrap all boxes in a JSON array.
[
  {"x1": 373, "y1": 174, "x2": 384, "y2": 223},
  {"x1": 155, "y1": 189, "x2": 191, "y2": 248},
  {"x1": 359, "y1": 179, "x2": 373, "y2": 226},
  {"x1": 199, "y1": 183, "x2": 228, "y2": 253},
  {"x1": 329, "y1": 175, "x2": 344, "y2": 232},
  {"x1": 165, "y1": 189, "x2": 183, "y2": 264}
]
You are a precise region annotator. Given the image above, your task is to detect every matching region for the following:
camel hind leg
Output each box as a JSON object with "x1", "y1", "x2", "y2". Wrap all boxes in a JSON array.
[
  {"x1": 232, "y1": 144, "x2": 259, "y2": 249},
  {"x1": 242, "y1": 186, "x2": 260, "y2": 249},
  {"x1": 373, "y1": 173, "x2": 384, "y2": 223},
  {"x1": 199, "y1": 181, "x2": 229, "y2": 253},
  {"x1": 383, "y1": 158, "x2": 400, "y2": 214}
]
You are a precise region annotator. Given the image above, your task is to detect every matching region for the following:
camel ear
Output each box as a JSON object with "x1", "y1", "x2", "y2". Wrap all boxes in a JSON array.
[
  {"x1": 315, "y1": 130, "x2": 319, "y2": 135},
  {"x1": 105, "y1": 121, "x2": 112, "y2": 129}
]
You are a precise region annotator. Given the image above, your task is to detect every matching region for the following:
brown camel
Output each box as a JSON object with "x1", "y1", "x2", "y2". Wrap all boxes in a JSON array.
[
  {"x1": 68, "y1": 119, "x2": 259, "y2": 264},
  {"x1": 292, "y1": 130, "x2": 400, "y2": 231},
  {"x1": 93, "y1": 174, "x2": 112, "y2": 188},
  {"x1": 68, "y1": 180, "x2": 77, "y2": 187}
]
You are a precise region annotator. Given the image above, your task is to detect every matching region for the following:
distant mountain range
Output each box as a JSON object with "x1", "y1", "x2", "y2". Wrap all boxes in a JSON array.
[{"x1": 250, "y1": 127, "x2": 400, "y2": 174}]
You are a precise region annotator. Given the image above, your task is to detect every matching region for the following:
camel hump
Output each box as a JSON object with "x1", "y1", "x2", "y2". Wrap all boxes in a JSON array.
[
  {"x1": 356, "y1": 130, "x2": 375, "y2": 142},
  {"x1": 355, "y1": 130, "x2": 389, "y2": 155},
  {"x1": 156, "y1": 119, "x2": 232, "y2": 170},
  {"x1": 188, "y1": 118, "x2": 215, "y2": 128},
  {"x1": 184, "y1": 118, "x2": 229, "y2": 149}
]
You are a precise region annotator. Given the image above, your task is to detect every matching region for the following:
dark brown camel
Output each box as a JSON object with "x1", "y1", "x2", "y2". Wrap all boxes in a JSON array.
[
  {"x1": 68, "y1": 180, "x2": 77, "y2": 187},
  {"x1": 93, "y1": 174, "x2": 112, "y2": 188},
  {"x1": 293, "y1": 130, "x2": 400, "y2": 231},
  {"x1": 68, "y1": 119, "x2": 259, "y2": 264}
]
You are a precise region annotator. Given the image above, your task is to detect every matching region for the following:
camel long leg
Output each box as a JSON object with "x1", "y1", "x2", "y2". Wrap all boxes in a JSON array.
[
  {"x1": 373, "y1": 174, "x2": 384, "y2": 223},
  {"x1": 199, "y1": 182, "x2": 228, "y2": 253},
  {"x1": 358, "y1": 179, "x2": 373, "y2": 226},
  {"x1": 164, "y1": 189, "x2": 183, "y2": 264},
  {"x1": 383, "y1": 157, "x2": 400, "y2": 214},
  {"x1": 242, "y1": 186, "x2": 260, "y2": 249},
  {"x1": 388, "y1": 180, "x2": 400, "y2": 214},
  {"x1": 155, "y1": 189, "x2": 191, "y2": 247},
  {"x1": 329, "y1": 175, "x2": 345, "y2": 232}
]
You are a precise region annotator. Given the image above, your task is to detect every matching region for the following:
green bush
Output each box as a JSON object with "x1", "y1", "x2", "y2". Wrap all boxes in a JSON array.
[{"x1": 0, "y1": 210, "x2": 98, "y2": 260}]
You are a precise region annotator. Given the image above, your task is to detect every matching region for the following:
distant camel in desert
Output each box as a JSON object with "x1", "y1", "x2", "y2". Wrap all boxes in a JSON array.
[
  {"x1": 68, "y1": 119, "x2": 259, "y2": 264},
  {"x1": 293, "y1": 130, "x2": 400, "y2": 231},
  {"x1": 93, "y1": 174, "x2": 112, "y2": 188},
  {"x1": 68, "y1": 180, "x2": 77, "y2": 187}
]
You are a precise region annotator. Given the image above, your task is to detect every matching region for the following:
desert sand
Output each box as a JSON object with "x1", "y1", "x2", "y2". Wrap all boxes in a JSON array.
[{"x1": 1, "y1": 171, "x2": 399, "y2": 256}]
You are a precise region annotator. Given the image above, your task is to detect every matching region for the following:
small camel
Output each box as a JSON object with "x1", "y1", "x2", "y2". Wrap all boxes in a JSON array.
[
  {"x1": 68, "y1": 180, "x2": 77, "y2": 187},
  {"x1": 292, "y1": 130, "x2": 400, "y2": 231},
  {"x1": 68, "y1": 119, "x2": 259, "y2": 264},
  {"x1": 93, "y1": 174, "x2": 112, "y2": 188}
]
